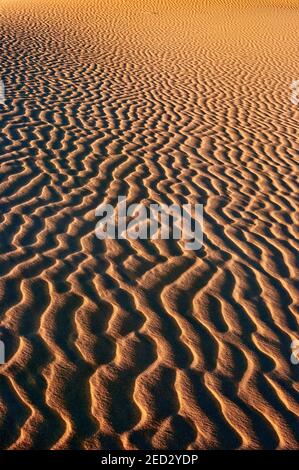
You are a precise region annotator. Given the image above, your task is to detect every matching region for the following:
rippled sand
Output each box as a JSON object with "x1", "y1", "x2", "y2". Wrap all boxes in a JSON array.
[{"x1": 0, "y1": 0, "x2": 298, "y2": 450}]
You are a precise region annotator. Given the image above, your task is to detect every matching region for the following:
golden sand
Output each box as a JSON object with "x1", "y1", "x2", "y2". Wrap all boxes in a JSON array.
[{"x1": 0, "y1": 0, "x2": 298, "y2": 449}]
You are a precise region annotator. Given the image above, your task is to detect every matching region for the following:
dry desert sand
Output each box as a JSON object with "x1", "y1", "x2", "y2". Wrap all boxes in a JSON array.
[{"x1": 0, "y1": 0, "x2": 299, "y2": 450}]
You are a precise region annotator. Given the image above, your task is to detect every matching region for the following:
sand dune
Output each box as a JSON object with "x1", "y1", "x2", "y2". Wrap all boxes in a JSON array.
[{"x1": 0, "y1": 0, "x2": 298, "y2": 450}]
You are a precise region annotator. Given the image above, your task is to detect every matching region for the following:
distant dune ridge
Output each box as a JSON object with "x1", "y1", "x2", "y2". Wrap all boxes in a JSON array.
[{"x1": 0, "y1": 0, "x2": 298, "y2": 450}]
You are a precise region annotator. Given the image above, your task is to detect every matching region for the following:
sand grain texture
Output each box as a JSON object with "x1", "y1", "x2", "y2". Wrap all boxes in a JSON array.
[{"x1": 0, "y1": 0, "x2": 298, "y2": 450}]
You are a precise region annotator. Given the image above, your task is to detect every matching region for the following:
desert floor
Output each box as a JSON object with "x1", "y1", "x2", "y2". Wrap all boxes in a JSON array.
[{"x1": 0, "y1": 0, "x2": 298, "y2": 450}]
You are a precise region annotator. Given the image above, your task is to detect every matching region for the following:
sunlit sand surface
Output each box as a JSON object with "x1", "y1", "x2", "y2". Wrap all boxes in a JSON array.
[{"x1": 0, "y1": 0, "x2": 298, "y2": 449}]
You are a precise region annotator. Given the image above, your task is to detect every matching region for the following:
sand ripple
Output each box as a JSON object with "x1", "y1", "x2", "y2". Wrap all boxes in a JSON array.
[{"x1": 0, "y1": 0, "x2": 298, "y2": 450}]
